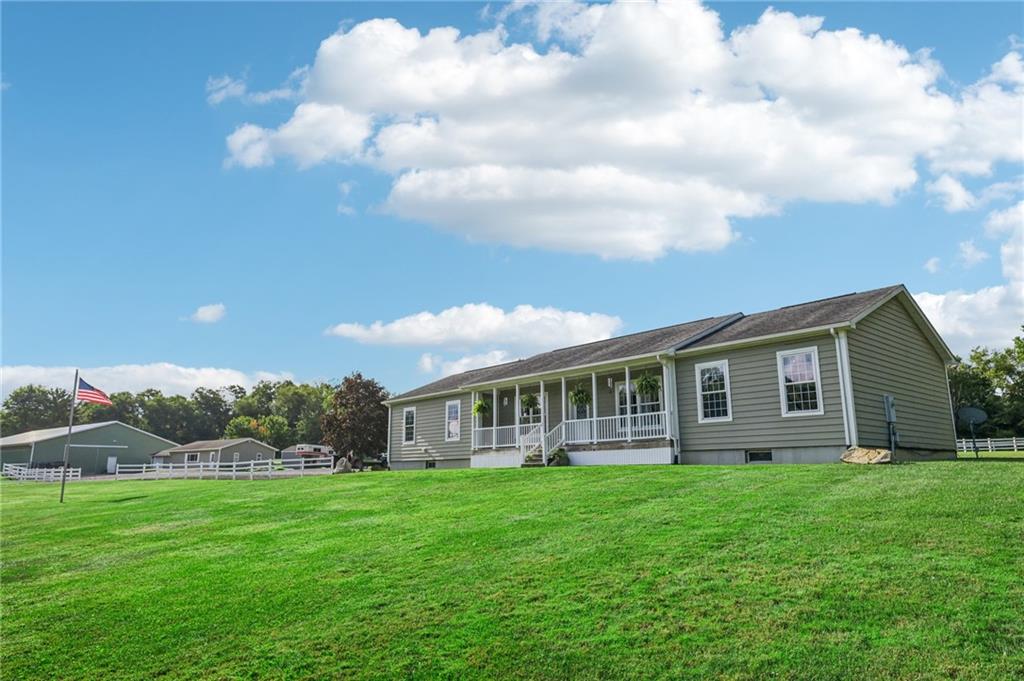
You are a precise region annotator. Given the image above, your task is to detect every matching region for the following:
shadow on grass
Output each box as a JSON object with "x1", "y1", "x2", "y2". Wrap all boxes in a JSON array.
[{"x1": 106, "y1": 495, "x2": 149, "y2": 503}]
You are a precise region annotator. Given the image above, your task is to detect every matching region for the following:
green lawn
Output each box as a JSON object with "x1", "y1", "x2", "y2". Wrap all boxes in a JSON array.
[{"x1": 2, "y1": 464, "x2": 1022, "y2": 680}]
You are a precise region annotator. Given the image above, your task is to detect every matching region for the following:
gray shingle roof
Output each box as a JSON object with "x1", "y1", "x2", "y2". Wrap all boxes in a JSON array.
[
  {"x1": 392, "y1": 314, "x2": 738, "y2": 399},
  {"x1": 390, "y1": 285, "x2": 908, "y2": 402},
  {"x1": 686, "y1": 285, "x2": 903, "y2": 348}
]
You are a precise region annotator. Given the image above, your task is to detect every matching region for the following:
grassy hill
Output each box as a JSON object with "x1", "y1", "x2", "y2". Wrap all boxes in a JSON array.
[{"x1": 2, "y1": 463, "x2": 1022, "y2": 680}]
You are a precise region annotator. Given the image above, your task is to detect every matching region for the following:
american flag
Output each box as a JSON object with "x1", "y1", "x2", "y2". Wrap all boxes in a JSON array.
[{"x1": 77, "y1": 378, "x2": 113, "y2": 405}]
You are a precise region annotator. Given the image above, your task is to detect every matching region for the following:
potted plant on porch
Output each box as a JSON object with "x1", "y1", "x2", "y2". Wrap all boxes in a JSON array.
[
  {"x1": 633, "y1": 372, "x2": 660, "y2": 399},
  {"x1": 520, "y1": 393, "x2": 539, "y2": 414},
  {"x1": 472, "y1": 398, "x2": 491, "y2": 419},
  {"x1": 568, "y1": 383, "x2": 592, "y2": 409}
]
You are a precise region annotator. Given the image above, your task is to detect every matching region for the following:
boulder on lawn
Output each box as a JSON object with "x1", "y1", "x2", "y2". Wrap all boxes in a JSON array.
[
  {"x1": 841, "y1": 447, "x2": 892, "y2": 464},
  {"x1": 333, "y1": 457, "x2": 353, "y2": 474}
]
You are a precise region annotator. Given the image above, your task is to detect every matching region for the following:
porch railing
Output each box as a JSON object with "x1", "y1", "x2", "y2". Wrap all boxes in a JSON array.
[
  {"x1": 473, "y1": 423, "x2": 542, "y2": 449},
  {"x1": 473, "y1": 412, "x2": 668, "y2": 449},
  {"x1": 564, "y1": 411, "x2": 668, "y2": 444}
]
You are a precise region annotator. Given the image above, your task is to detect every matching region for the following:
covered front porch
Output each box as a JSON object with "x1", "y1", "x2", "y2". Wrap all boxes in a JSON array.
[{"x1": 469, "y1": 360, "x2": 676, "y2": 465}]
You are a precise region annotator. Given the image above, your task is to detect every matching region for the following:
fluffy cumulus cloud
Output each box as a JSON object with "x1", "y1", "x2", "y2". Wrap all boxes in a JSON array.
[
  {"x1": 327, "y1": 303, "x2": 621, "y2": 350},
  {"x1": 221, "y1": 0, "x2": 1022, "y2": 260},
  {"x1": 0, "y1": 363, "x2": 293, "y2": 401},
  {"x1": 329, "y1": 303, "x2": 621, "y2": 377},
  {"x1": 914, "y1": 200, "x2": 1023, "y2": 354},
  {"x1": 189, "y1": 303, "x2": 226, "y2": 323}
]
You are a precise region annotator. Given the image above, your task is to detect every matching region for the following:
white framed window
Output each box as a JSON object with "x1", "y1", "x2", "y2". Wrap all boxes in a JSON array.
[
  {"x1": 695, "y1": 359, "x2": 732, "y2": 423},
  {"x1": 403, "y1": 407, "x2": 416, "y2": 444},
  {"x1": 233, "y1": 452, "x2": 240, "y2": 462},
  {"x1": 616, "y1": 381, "x2": 662, "y2": 416},
  {"x1": 570, "y1": 401, "x2": 591, "y2": 420},
  {"x1": 445, "y1": 400, "x2": 461, "y2": 441},
  {"x1": 209, "y1": 452, "x2": 219, "y2": 463},
  {"x1": 777, "y1": 347, "x2": 824, "y2": 416},
  {"x1": 185, "y1": 452, "x2": 200, "y2": 463}
]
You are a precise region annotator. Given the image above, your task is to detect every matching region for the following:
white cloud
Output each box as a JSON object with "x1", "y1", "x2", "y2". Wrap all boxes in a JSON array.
[
  {"x1": 337, "y1": 181, "x2": 356, "y2": 215},
  {"x1": 221, "y1": 1, "x2": 1023, "y2": 259},
  {"x1": 926, "y1": 174, "x2": 975, "y2": 211},
  {"x1": 206, "y1": 68, "x2": 306, "y2": 106},
  {"x1": 327, "y1": 303, "x2": 622, "y2": 351},
  {"x1": 914, "y1": 203, "x2": 1023, "y2": 355},
  {"x1": 923, "y1": 256, "x2": 941, "y2": 274},
  {"x1": 0, "y1": 363, "x2": 293, "y2": 401},
  {"x1": 189, "y1": 303, "x2": 226, "y2": 323},
  {"x1": 958, "y1": 240, "x2": 990, "y2": 267},
  {"x1": 418, "y1": 350, "x2": 513, "y2": 377}
]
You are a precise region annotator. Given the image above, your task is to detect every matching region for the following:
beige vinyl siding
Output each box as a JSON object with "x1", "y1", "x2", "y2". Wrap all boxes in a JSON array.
[
  {"x1": 847, "y1": 298, "x2": 955, "y2": 451},
  {"x1": 390, "y1": 393, "x2": 472, "y2": 461},
  {"x1": 676, "y1": 335, "x2": 846, "y2": 450}
]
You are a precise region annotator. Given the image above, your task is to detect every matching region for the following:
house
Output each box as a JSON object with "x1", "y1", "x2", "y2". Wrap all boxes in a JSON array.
[
  {"x1": 384, "y1": 285, "x2": 957, "y2": 469},
  {"x1": 153, "y1": 438, "x2": 277, "y2": 465},
  {"x1": 281, "y1": 443, "x2": 336, "y2": 460},
  {"x1": 0, "y1": 421, "x2": 178, "y2": 475}
]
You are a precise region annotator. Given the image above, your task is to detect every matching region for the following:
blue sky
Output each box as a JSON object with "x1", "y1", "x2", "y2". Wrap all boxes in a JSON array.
[{"x1": 2, "y1": 1, "x2": 1022, "y2": 398}]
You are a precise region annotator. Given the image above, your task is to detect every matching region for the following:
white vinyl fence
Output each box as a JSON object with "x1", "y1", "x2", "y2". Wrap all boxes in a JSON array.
[
  {"x1": 956, "y1": 437, "x2": 1021, "y2": 453},
  {"x1": 115, "y1": 456, "x2": 334, "y2": 481},
  {"x1": 2, "y1": 463, "x2": 82, "y2": 482}
]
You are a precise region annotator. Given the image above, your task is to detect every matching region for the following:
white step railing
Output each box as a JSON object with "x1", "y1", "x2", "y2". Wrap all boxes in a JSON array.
[
  {"x1": 956, "y1": 437, "x2": 1020, "y2": 452},
  {"x1": 2, "y1": 463, "x2": 82, "y2": 482},
  {"x1": 115, "y1": 456, "x2": 334, "y2": 481},
  {"x1": 564, "y1": 412, "x2": 668, "y2": 444},
  {"x1": 544, "y1": 422, "x2": 565, "y2": 459},
  {"x1": 519, "y1": 424, "x2": 543, "y2": 458}
]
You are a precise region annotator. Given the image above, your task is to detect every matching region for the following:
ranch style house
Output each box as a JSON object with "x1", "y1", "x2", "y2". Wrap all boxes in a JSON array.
[{"x1": 384, "y1": 285, "x2": 957, "y2": 469}]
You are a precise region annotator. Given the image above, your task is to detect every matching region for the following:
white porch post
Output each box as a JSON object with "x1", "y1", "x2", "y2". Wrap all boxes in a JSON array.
[
  {"x1": 470, "y1": 391, "x2": 476, "y2": 448},
  {"x1": 492, "y1": 388, "x2": 498, "y2": 432},
  {"x1": 539, "y1": 380, "x2": 546, "y2": 435},
  {"x1": 591, "y1": 372, "x2": 598, "y2": 443},
  {"x1": 625, "y1": 365, "x2": 633, "y2": 442},
  {"x1": 514, "y1": 384, "x2": 520, "y2": 441},
  {"x1": 561, "y1": 376, "x2": 567, "y2": 425}
]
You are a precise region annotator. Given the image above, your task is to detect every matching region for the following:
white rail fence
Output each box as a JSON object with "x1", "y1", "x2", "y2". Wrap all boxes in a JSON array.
[
  {"x1": 115, "y1": 456, "x2": 335, "y2": 481},
  {"x1": 2, "y1": 463, "x2": 82, "y2": 482},
  {"x1": 956, "y1": 437, "x2": 1021, "y2": 453}
]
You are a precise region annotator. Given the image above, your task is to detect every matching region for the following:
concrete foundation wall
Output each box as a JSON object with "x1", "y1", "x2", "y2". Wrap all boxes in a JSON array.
[{"x1": 681, "y1": 445, "x2": 846, "y2": 465}]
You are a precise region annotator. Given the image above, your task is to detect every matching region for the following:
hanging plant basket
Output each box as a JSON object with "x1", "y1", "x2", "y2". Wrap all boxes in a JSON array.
[
  {"x1": 568, "y1": 384, "x2": 592, "y2": 406},
  {"x1": 472, "y1": 399, "x2": 491, "y2": 417},
  {"x1": 634, "y1": 372, "x2": 661, "y2": 399},
  {"x1": 520, "y1": 393, "x2": 539, "y2": 412}
]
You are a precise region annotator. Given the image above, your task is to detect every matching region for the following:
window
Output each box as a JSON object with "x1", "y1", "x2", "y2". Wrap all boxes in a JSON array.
[
  {"x1": 746, "y1": 450, "x2": 773, "y2": 463},
  {"x1": 445, "y1": 400, "x2": 461, "y2": 441},
  {"x1": 425, "y1": 461, "x2": 436, "y2": 469},
  {"x1": 256, "y1": 452, "x2": 264, "y2": 461},
  {"x1": 403, "y1": 407, "x2": 416, "y2": 444},
  {"x1": 777, "y1": 347, "x2": 824, "y2": 416},
  {"x1": 571, "y1": 402, "x2": 590, "y2": 420},
  {"x1": 616, "y1": 381, "x2": 662, "y2": 416},
  {"x1": 209, "y1": 452, "x2": 219, "y2": 463},
  {"x1": 695, "y1": 360, "x2": 732, "y2": 423},
  {"x1": 185, "y1": 452, "x2": 200, "y2": 463},
  {"x1": 521, "y1": 394, "x2": 542, "y2": 425},
  {"x1": 233, "y1": 452, "x2": 240, "y2": 462}
]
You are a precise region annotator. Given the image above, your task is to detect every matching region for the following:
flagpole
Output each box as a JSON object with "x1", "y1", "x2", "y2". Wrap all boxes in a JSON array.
[{"x1": 59, "y1": 369, "x2": 79, "y2": 504}]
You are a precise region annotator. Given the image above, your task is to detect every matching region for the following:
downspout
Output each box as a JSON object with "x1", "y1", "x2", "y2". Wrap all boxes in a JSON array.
[
  {"x1": 831, "y1": 326, "x2": 858, "y2": 448},
  {"x1": 385, "y1": 405, "x2": 392, "y2": 468}
]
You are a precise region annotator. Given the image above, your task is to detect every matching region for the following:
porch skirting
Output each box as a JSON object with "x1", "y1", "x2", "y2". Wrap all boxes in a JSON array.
[
  {"x1": 568, "y1": 446, "x2": 674, "y2": 466},
  {"x1": 471, "y1": 451, "x2": 525, "y2": 468}
]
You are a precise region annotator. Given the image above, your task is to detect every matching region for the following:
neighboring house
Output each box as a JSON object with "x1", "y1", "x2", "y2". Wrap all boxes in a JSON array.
[
  {"x1": 0, "y1": 421, "x2": 178, "y2": 475},
  {"x1": 281, "y1": 443, "x2": 336, "y2": 460},
  {"x1": 384, "y1": 285, "x2": 957, "y2": 469},
  {"x1": 153, "y1": 438, "x2": 277, "y2": 464}
]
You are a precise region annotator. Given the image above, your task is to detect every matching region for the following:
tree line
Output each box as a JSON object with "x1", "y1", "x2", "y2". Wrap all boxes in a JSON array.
[
  {"x1": 947, "y1": 329, "x2": 1023, "y2": 438},
  {"x1": 0, "y1": 373, "x2": 390, "y2": 458}
]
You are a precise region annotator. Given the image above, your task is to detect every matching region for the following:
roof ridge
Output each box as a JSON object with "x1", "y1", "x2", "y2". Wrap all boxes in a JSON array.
[{"x1": 746, "y1": 284, "x2": 902, "y2": 316}]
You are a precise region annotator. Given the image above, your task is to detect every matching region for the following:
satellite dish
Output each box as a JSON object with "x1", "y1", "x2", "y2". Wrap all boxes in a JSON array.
[{"x1": 957, "y1": 406, "x2": 988, "y2": 426}]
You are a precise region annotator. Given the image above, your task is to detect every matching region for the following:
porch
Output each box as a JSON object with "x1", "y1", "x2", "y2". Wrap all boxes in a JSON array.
[{"x1": 469, "y1": 361, "x2": 676, "y2": 465}]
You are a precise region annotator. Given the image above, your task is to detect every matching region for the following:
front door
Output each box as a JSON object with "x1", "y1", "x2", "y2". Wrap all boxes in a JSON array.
[{"x1": 106, "y1": 455, "x2": 118, "y2": 474}]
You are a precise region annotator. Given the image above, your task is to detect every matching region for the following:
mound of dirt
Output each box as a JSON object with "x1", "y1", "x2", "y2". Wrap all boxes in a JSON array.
[{"x1": 841, "y1": 447, "x2": 892, "y2": 464}]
